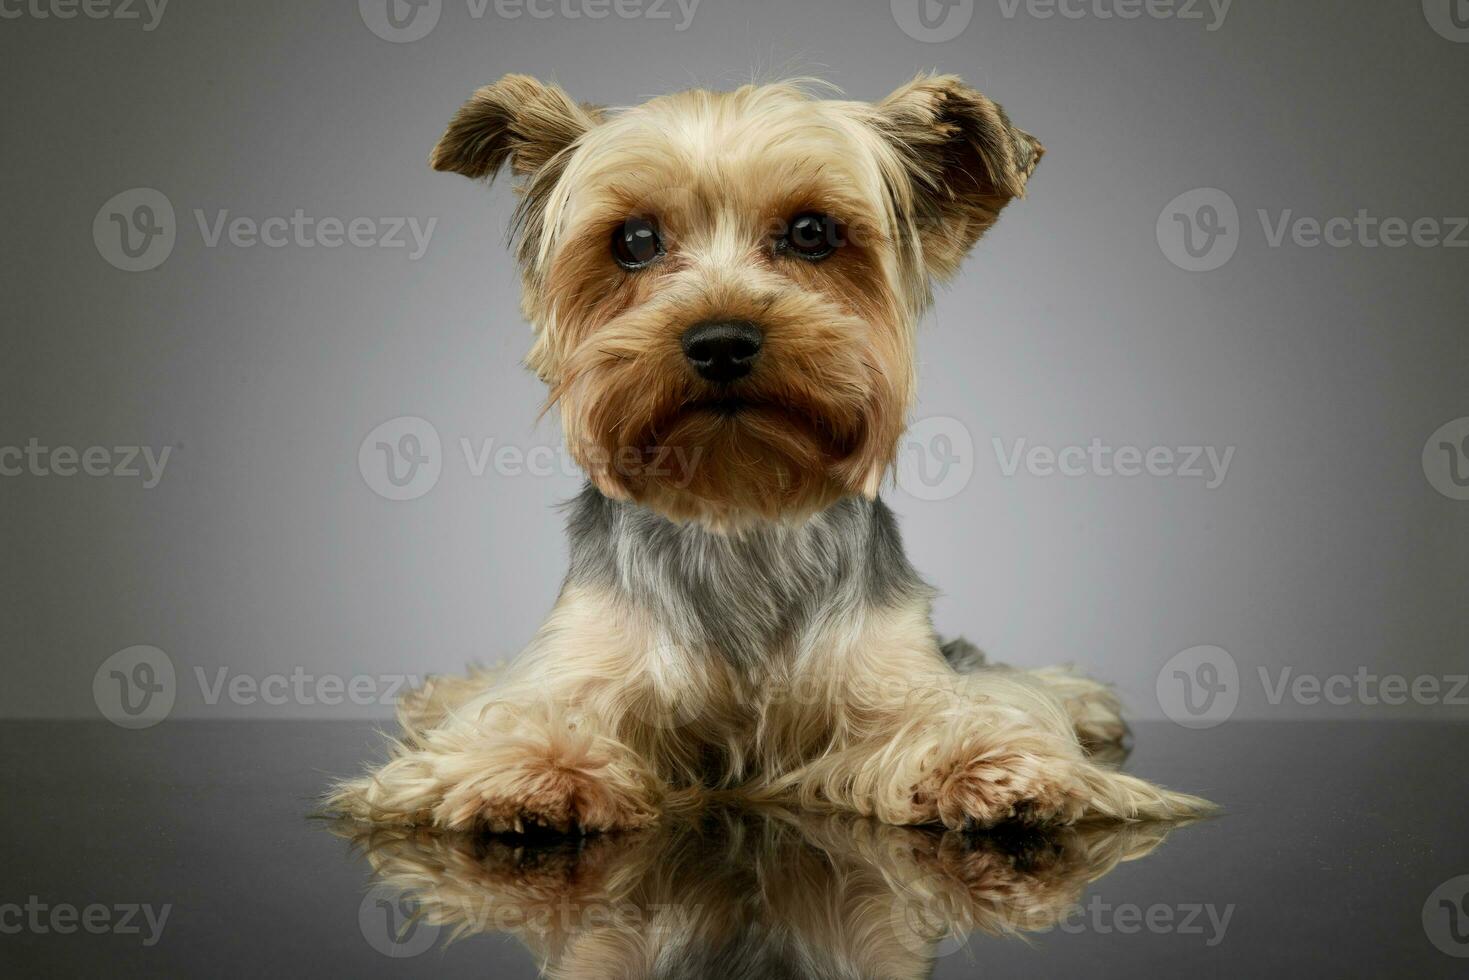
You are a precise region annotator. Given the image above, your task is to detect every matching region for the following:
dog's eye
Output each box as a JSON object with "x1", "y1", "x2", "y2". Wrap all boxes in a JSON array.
[
  {"x1": 782, "y1": 212, "x2": 840, "y2": 261},
  {"x1": 612, "y1": 217, "x2": 664, "y2": 270}
]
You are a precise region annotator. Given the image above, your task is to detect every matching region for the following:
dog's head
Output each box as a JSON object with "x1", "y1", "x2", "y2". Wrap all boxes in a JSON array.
[{"x1": 433, "y1": 74, "x2": 1041, "y2": 528}]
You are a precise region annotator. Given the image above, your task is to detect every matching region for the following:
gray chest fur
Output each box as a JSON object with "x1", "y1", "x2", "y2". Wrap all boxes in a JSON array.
[{"x1": 564, "y1": 485, "x2": 932, "y2": 668}]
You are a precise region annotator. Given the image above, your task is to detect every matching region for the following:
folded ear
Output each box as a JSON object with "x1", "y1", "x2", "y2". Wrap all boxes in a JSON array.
[
  {"x1": 430, "y1": 74, "x2": 604, "y2": 180},
  {"x1": 872, "y1": 74, "x2": 1044, "y2": 280}
]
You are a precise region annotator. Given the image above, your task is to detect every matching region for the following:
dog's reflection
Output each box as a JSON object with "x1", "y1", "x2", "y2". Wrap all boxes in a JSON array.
[{"x1": 337, "y1": 807, "x2": 1186, "y2": 979}]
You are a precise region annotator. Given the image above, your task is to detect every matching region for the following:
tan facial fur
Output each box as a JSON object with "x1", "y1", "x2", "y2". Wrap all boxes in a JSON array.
[{"x1": 430, "y1": 74, "x2": 1043, "y2": 527}]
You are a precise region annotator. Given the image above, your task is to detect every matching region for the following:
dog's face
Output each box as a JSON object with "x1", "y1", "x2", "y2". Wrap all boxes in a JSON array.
[{"x1": 432, "y1": 74, "x2": 1041, "y2": 528}]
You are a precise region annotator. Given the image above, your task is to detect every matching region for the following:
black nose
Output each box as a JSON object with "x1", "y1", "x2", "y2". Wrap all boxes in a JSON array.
[{"x1": 681, "y1": 321, "x2": 763, "y2": 383}]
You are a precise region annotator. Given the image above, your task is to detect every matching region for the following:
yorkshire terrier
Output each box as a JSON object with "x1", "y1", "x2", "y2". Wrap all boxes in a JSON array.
[{"x1": 330, "y1": 73, "x2": 1213, "y2": 835}]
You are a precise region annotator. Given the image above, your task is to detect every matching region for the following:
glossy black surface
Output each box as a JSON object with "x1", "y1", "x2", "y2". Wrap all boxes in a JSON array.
[{"x1": 1, "y1": 721, "x2": 1464, "y2": 977}]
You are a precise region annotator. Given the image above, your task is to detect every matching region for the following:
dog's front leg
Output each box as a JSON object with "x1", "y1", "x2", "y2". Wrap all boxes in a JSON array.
[
  {"x1": 330, "y1": 700, "x2": 663, "y2": 833},
  {"x1": 759, "y1": 604, "x2": 1212, "y2": 830},
  {"x1": 330, "y1": 587, "x2": 672, "y2": 833}
]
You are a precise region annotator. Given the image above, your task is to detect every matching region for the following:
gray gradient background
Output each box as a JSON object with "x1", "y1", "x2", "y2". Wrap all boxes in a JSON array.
[{"x1": 3, "y1": 0, "x2": 1466, "y2": 721}]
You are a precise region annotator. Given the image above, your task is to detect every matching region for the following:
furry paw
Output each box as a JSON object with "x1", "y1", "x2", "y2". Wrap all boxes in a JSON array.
[
  {"x1": 432, "y1": 728, "x2": 662, "y2": 835},
  {"x1": 923, "y1": 751, "x2": 1088, "y2": 831},
  {"x1": 327, "y1": 714, "x2": 663, "y2": 835}
]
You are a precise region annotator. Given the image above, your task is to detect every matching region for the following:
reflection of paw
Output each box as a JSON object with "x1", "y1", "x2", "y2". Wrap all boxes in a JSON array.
[
  {"x1": 470, "y1": 829, "x2": 642, "y2": 902},
  {"x1": 926, "y1": 752, "x2": 1087, "y2": 831}
]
